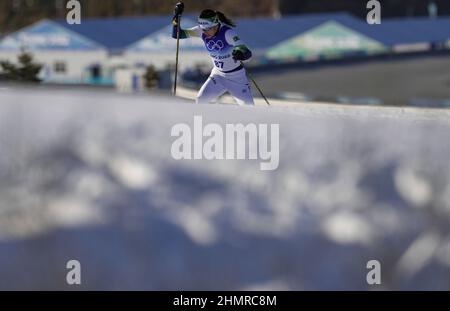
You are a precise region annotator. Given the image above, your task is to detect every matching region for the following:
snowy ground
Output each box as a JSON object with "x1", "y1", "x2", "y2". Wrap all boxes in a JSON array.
[{"x1": 1, "y1": 85, "x2": 450, "y2": 290}]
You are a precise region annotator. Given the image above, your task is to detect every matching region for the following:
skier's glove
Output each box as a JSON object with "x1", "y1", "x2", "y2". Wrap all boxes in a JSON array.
[
  {"x1": 232, "y1": 46, "x2": 252, "y2": 61},
  {"x1": 172, "y1": 2, "x2": 187, "y2": 39},
  {"x1": 174, "y1": 2, "x2": 184, "y2": 16},
  {"x1": 172, "y1": 15, "x2": 178, "y2": 26},
  {"x1": 232, "y1": 49, "x2": 245, "y2": 61}
]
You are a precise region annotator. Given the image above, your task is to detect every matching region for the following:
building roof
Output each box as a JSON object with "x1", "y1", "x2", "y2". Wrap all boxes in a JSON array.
[
  {"x1": 55, "y1": 15, "x2": 203, "y2": 50},
  {"x1": 127, "y1": 18, "x2": 204, "y2": 53},
  {"x1": 265, "y1": 20, "x2": 388, "y2": 60},
  {"x1": 357, "y1": 17, "x2": 450, "y2": 46},
  {"x1": 56, "y1": 16, "x2": 172, "y2": 50},
  {"x1": 0, "y1": 19, "x2": 105, "y2": 51},
  {"x1": 57, "y1": 13, "x2": 450, "y2": 50},
  {"x1": 236, "y1": 12, "x2": 366, "y2": 49},
  {"x1": 2, "y1": 13, "x2": 450, "y2": 53},
  {"x1": 52, "y1": 13, "x2": 370, "y2": 51}
]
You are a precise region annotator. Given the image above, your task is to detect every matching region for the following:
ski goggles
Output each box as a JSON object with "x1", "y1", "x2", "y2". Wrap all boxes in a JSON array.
[{"x1": 198, "y1": 17, "x2": 219, "y2": 31}]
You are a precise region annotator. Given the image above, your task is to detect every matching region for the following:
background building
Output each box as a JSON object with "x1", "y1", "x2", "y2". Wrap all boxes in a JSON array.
[
  {"x1": 0, "y1": 19, "x2": 108, "y2": 84},
  {"x1": 1, "y1": 12, "x2": 450, "y2": 85}
]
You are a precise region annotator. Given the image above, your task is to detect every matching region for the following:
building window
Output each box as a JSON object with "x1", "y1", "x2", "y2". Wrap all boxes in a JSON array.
[{"x1": 54, "y1": 62, "x2": 67, "y2": 73}]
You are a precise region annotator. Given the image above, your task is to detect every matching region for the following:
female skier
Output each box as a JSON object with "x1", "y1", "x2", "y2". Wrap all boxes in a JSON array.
[{"x1": 172, "y1": 2, "x2": 255, "y2": 106}]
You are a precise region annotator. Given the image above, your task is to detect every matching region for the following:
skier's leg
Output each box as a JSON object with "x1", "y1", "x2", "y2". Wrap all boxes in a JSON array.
[
  {"x1": 223, "y1": 71, "x2": 255, "y2": 106},
  {"x1": 196, "y1": 76, "x2": 227, "y2": 104}
]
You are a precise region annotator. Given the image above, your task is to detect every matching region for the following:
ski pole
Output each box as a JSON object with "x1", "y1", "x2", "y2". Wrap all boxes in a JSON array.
[
  {"x1": 173, "y1": 6, "x2": 183, "y2": 95},
  {"x1": 242, "y1": 62, "x2": 270, "y2": 106}
]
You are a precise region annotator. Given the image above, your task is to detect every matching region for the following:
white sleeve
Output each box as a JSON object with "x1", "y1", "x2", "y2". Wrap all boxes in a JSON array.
[
  {"x1": 225, "y1": 28, "x2": 246, "y2": 47},
  {"x1": 186, "y1": 26, "x2": 202, "y2": 38}
]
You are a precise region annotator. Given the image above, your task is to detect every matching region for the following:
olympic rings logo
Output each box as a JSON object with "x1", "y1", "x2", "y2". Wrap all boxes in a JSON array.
[{"x1": 206, "y1": 40, "x2": 224, "y2": 51}]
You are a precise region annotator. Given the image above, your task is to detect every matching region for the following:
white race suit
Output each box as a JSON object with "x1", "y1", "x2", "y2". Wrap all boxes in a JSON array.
[{"x1": 175, "y1": 23, "x2": 255, "y2": 105}]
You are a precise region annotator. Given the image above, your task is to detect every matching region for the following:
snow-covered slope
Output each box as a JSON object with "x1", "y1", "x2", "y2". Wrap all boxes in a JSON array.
[{"x1": 1, "y1": 85, "x2": 450, "y2": 290}]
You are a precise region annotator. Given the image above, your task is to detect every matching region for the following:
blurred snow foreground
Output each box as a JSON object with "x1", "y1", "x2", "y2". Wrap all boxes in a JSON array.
[{"x1": 1, "y1": 85, "x2": 450, "y2": 290}]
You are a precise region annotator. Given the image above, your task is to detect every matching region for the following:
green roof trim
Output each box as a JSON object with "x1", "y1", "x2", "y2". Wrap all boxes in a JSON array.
[{"x1": 266, "y1": 21, "x2": 388, "y2": 60}]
